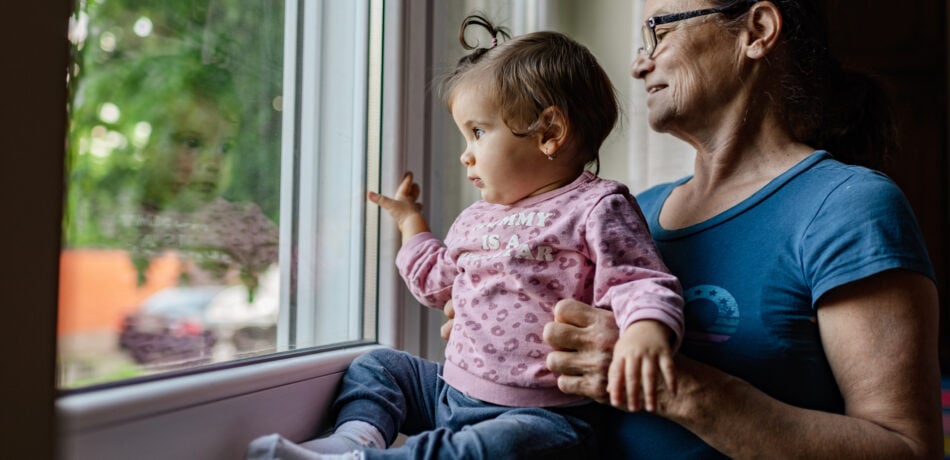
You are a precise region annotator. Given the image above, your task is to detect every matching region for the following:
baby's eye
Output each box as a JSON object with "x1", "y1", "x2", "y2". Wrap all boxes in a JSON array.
[{"x1": 473, "y1": 127, "x2": 485, "y2": 140}]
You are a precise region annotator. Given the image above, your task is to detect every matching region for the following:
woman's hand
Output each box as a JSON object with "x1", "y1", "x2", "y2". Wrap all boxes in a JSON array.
[
  {"x1": 440, "y1": 300, "x2": 455, "y2": 340},
  {"x1": 543, "y1": 299, "x2": 619, "y2": 404}
]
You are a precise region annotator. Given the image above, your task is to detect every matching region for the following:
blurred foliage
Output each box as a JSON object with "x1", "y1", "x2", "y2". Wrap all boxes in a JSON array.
[{"x1": 65, "y1": 0, "x2": 285, "y2": 292}]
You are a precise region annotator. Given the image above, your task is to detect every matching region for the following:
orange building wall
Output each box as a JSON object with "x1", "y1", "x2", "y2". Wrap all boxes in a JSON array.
[{"x1": 58, "y1": 249, "x2": 181, "y2": 335}]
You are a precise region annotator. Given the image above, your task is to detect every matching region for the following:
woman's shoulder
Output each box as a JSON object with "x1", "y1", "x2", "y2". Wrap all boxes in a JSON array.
[{"x1": 807, "y1": 153, "x2": 907, "y2": 207}]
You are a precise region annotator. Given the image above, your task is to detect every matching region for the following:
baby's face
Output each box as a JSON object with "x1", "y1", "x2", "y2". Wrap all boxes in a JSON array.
[
  {"x1": 152, "y1": 97, "x2": 237, "y2": 212},
  {"x1": 449, "y1": 86, "x2": 562, "y2": 205}
]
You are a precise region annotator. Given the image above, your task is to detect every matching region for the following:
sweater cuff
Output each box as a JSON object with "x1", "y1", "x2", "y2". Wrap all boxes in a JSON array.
[
  {"x1": 619, "y1": 307, "x2": 684, "y2": 352},
  {"x1": 395, "y1": 231, "x2": 436, "y2": 267}
]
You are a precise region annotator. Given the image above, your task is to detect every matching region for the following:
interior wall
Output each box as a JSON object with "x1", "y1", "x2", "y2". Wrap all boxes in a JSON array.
[{"x1": 3, "y1": 3, "x2": 69, "y2": 459}]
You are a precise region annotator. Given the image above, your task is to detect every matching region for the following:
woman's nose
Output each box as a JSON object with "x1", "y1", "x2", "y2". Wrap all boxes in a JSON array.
[
  {"x1": 460, "y1": 150, "x2": 475, "y2": 166},
  {"x1": 631, "y1": 52, "x2": 654, "y2": 80}
]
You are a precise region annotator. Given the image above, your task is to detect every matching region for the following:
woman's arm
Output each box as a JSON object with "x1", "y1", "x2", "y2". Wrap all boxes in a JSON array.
[{"x1": 545, "y1": 269, "x2": 942, "y2": 458}]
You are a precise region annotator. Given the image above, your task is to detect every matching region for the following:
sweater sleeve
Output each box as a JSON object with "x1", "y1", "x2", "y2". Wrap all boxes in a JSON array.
[
  {"x1": 395, "y1": 232, "x2": 456, "y2": 309},
  {"x1": 586, "y1": 193, "x2": 684, "y2": 349}
]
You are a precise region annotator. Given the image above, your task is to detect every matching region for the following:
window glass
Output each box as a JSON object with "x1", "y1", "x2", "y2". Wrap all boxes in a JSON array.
[{"x1": 59, "y1": 0, "x2": 381, "y2": 389}]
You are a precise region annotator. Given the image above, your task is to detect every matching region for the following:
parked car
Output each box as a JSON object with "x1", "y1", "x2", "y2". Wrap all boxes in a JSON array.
[
  {"x1": 204, "y1": 265, "x2": 279, "y2": 356},
  {"x1": 118, "y1": 285, "x2": 225, "y2": 367},
  {"x1": 119, "y1": 265, "x2": 280, "y2": 366}
]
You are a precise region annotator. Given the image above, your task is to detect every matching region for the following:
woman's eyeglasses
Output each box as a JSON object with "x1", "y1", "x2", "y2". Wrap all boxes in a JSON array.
[{"x1": 639, "y1": 0, "x2": 760, "y2": 58}]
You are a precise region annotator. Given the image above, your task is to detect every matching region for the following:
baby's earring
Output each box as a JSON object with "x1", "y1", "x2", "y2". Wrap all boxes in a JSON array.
[{"x1": 543, "y1": 149, "x2": 557, "y2": 161}]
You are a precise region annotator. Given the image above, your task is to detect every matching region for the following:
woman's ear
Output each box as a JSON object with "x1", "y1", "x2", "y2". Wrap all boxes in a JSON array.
[
  {"x1": 538, "y1": 106, "x2": 569, "y2": 159},
  {"x1": 743, "y1": 1, "x2": 782, "y2": 59}
]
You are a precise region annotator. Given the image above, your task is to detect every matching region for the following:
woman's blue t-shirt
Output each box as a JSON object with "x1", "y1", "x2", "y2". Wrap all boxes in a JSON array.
[{"x1": 607, "y1": 151, "x2": 934, "y2": 458}]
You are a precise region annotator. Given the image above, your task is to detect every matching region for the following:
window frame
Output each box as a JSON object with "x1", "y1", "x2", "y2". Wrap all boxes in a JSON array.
[
  {"x1": 278, "y1": 0, "x2": 377, "y2": 351},
  {"x1": 4, "y1": 3, "x2": 68, "y2": 459},
  {"x1": 53, "y1": 1, "x2": 440, "y2": 458}
]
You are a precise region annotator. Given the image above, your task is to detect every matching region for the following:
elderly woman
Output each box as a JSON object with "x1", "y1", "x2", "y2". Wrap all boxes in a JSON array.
[{"x1": 444, "y1": 0, "x2": 941, "y2": 457}]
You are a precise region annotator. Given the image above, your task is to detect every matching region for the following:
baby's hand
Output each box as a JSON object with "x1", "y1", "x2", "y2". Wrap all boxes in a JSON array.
[
  {"x1": 367, "y1": 172, "x2": 429, "y2": 241},
  {"x1": 607, "y1": 320, "x2": 676, "y2": 412}
]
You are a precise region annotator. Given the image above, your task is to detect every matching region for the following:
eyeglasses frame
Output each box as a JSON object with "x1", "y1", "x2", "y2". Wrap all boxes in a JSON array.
[{"x1": 639, "y1": 0, "x2": 760, "y2": 58}]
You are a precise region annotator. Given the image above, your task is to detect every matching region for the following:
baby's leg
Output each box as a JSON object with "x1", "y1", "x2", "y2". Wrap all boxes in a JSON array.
[
  {"x1": 246, "y1": 349, "x2": 444, "y2": 459},
  {"x1": 363, "y1": 389, "x2": 600, "y2": 460},
  {"x1": 330, "y1": 348, "x2": 445, "y2": 442}
]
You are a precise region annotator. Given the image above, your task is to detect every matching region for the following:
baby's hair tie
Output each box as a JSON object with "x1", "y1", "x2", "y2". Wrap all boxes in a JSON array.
[{"x1": 456, "y1": 14, "x2": 510, "y2": 63}]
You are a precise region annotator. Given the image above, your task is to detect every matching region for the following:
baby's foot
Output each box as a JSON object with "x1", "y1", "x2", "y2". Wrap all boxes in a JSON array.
[{"x1": 247, "y1": 434, "x2": 362, "y2": 459}]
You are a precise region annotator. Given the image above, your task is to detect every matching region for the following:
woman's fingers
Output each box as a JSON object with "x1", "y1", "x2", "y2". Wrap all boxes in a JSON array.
[
  {"x1": 444, "y1": 299, "x2": 455, "y2": 318},
  {"x1": 640, "y1": 358, "x2": 656, "y2": 412},
  {"x1": 660, "y1": 353, "x2": 677, "y2": 397},
  {"x1": 556, "y1": 373, "x2": 610, "y2": 403},
  {"x1": 553, "y1": 299, "x2": 598, "y2": 327},
  {"x1": 545, "y1": 300, "x2": 618, "y2": 351},
  {"x1": 542, "y1": 321, "x2": 587, "y2": 351},
  {"x1": 440, "y1": 319, "x2": 454, "y2": 340},
  {"x1": 440, "y1": 300, "x2": 456, "y2": 340}
]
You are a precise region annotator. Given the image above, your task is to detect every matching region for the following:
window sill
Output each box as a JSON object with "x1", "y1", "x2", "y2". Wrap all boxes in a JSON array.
[{"x1": 57, "y1": 344, "x2": 381, "y2": 460}]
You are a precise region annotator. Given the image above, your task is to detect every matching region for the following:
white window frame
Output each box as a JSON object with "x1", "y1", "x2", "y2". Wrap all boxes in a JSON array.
[
  {"x1": 278, "y1": 0, "x2": 373, "y2": 350},
  {"x1": 54, "y1": 1, "x2": 441, "y2": 459}
]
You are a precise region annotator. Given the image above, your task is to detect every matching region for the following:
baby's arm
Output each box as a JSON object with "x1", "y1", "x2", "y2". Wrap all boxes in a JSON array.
[
  {"x1": 584, "y1": 193, "x2": 684, "y2": 412},
  {"x1": 607, "y1": 319, "x2": 676, "y2": 413},
  {"x1": 367, "y1": 172, "x2": 430, "y2": 245}
]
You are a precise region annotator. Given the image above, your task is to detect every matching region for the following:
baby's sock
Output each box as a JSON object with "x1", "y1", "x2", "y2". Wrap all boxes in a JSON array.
[
  {"x1": 308, "y1": 452, "x2": 362, "y2": 460},
  {"x1": 300, "y1": 420, "x2": 386, "y2": 454},
  {"x1": 247, "y1": 433, "x2": 366, "y2": 460}
]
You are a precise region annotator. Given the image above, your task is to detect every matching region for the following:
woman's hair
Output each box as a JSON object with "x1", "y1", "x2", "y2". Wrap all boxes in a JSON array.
[
  {"x1": 711, "y1": 0, "x2": 897, "y2": 169},
  {"x1": 440, "y1": 14, "x2": 620, "y2": 172}
]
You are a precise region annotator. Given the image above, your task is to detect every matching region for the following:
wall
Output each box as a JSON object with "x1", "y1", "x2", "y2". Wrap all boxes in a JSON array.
[{"x1": 1, "y1": 3, "x2": 69, "y2": 459}]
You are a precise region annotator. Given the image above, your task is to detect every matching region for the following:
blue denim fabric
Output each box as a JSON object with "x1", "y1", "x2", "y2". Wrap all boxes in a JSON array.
[{"x1": 334, "y1": 348, "x2": 600, "y2": 460}]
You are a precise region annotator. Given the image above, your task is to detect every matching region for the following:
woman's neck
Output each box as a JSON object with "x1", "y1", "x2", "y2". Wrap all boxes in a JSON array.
[
  {"x1": 684, "y1": 107, "x2": 813, "y2": 193},
  {"x1": 658, "y1": 115, "x2": 813, "y2": 230}
]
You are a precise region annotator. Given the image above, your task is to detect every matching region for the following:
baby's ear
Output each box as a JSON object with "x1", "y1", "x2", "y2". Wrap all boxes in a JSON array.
[{"x1": 538, "y1": 106, "x2": 569, "y2": 159}]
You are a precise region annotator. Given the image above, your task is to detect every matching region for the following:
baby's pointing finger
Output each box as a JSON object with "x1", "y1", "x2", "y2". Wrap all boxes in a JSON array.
[{"x1": 367, "y1": 191, "x2": 396, "y2": 211}]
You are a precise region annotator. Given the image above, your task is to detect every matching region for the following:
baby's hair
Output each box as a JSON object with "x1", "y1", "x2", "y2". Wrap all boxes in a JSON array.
[{"x1": 440, "y1": 14, "x2": 619, "y2": 173}]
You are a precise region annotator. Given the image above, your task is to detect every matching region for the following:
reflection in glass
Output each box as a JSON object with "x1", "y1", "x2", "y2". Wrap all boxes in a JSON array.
[{"x1": 60, "y1": 0, "x2": 284, "y2": 388}]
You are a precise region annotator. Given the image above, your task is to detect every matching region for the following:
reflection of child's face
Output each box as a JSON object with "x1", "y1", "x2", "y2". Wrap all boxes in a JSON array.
[{"x1": 150, "y1": 97, "x2": 237, "y2": 212}]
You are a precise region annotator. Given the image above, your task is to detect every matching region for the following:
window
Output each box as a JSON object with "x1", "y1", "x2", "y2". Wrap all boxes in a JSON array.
[{"x1": 59, "y1": 0, "x2": 383, "y2": 389}]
